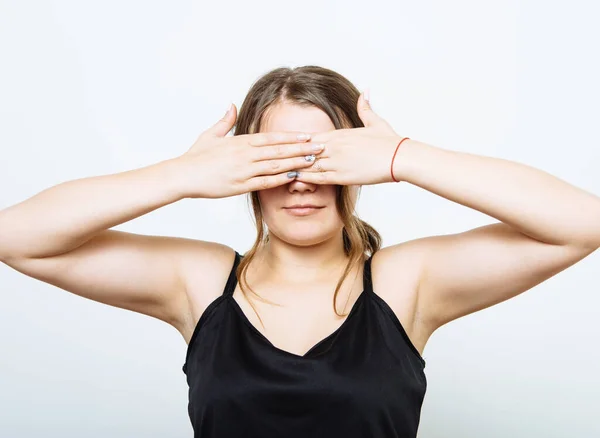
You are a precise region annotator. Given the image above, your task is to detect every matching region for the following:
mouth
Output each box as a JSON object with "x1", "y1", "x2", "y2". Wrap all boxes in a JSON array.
[{"x1": 283, "y1": 205, "x2": 325, "y2": 216}]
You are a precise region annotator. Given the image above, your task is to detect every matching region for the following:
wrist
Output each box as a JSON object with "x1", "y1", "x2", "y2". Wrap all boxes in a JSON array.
[
  {"x1": 391, "y1": 138, "x2": 422, "y2": 183},
  {"x1": 157, "y1": 157, "x2": 191, "y2": 201}
]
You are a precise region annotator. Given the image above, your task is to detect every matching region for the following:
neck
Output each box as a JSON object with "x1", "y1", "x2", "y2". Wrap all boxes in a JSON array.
[{"x1": 255, "y1": 234, "x2": 350, "y2": 285}]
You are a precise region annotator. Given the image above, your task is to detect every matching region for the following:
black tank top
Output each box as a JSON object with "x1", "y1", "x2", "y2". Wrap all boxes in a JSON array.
[{"x1": 183, "y1": 251, "x2": 427, "y2": 437}]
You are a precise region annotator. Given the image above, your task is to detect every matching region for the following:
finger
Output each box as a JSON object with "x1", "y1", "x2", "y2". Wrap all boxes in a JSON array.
[
  {"x1": 298, "y1": 156, "x2": 330, "y2": 172},
  {"x1": 252, "y1": 142, "x2": 326, "y2": 161},
  {"x1": 251, "y1": 155, "x2": 321, "y2": 176},
  {"x1": 294, "y1": 170, "x2": 335, "y2": 185},
  {"x1": 312, "y1": 157, "x2": 327, "y2": 172},
  {"x1": 310, "y1": 129, "x2": 345, "y2": 143},
  {"x1": 245, "y1": 171, "x2": 304, "y2": 191},
  {"x1": 247, "y1": 132, "x2": 312, "y2": 147},
  {"x1": 206, "y1": 103, "x2": 237, "y2": 138}
]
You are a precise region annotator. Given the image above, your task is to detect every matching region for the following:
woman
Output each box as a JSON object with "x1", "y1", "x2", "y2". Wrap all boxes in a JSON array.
[{"x1": 0, "y1": 65, "x2": 598, "y2": 437}]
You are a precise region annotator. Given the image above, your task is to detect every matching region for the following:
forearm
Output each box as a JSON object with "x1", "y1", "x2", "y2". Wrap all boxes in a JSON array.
[
  {"x1": 0, "y1": 157, "x2": 185, "y2": 260},
  {"x1": 394, "y1": 139, "x2": 600, "y2": 249}
]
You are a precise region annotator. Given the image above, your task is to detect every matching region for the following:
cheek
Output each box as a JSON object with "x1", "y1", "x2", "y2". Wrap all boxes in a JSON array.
[
  {"x1": 257, "y1": 190, "x2": 283, "y2": 223},
  {"x1": 257, "y1": 188, "x2": 279, "y2": 207}
]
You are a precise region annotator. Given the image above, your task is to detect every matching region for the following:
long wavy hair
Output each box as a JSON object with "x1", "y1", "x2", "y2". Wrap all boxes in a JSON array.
[{"x1": 233, "y1": 65, "x2": 382, "y2": 326}]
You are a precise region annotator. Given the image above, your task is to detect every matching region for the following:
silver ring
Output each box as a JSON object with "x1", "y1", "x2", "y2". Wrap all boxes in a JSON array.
[{"x1": 314, "y1": 159, "x2": 324, "y2": 172}]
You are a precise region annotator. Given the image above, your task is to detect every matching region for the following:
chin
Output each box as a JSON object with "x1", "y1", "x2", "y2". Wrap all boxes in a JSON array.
[
  {"x1": 285, "y1": 234, "x2": 331, "y2": 247},
  {"x1": 270, "y1": 224, "x2": 339, "y2": 247}
]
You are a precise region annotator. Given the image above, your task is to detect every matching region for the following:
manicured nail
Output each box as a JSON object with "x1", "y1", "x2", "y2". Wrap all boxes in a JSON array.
[
  {"x1": 287, "y1": 171, "x2": 299, "y2": 178},
  {"x1": 297, "y1": 133, "x2": 311, "y2": 141},
  {"x1": 312, "y1": 143, "x2": 325, "y2": 151},
  {"x1": 304, "y1": 154, "x2": 316, "y2": 162},
  {"x1": 224, "y1": 103, "x2": 232, "y2": 117}
]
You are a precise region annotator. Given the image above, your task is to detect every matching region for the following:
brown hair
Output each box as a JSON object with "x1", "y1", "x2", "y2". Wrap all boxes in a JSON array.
[{"x1": 233, "y1": 65, "x2": 382, "y2": 327}]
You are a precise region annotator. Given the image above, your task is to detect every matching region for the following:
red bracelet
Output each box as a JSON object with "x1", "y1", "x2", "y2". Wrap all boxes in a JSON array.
[{"x1": 390, "y1": 137, "x2": 410, "y2": 182}]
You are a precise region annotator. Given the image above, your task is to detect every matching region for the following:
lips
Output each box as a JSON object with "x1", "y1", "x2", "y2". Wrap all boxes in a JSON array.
[
  {"x1": 284, "y1": 205, "x2": 324, "y2": 209},
  {"x1": 283, "y1": 205, "x2": 325, "y2": 216}
]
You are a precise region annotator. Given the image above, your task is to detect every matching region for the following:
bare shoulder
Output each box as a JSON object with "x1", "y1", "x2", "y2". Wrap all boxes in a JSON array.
[
  {"x1": 370, "y1": 238, "x2": 433, "y2": 355},
  {"x1": 178, "y1": 242, "x2": 237, "y2": 342}
]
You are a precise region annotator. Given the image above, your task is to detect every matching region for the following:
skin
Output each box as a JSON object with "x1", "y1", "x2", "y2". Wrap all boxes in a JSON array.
[
  {"x1": 225, "y1": 101, "x2": 426, "y2": 357},
  {"x1": 6, "y1": 94, "x2": 593, "y2": 362},
  {"x1": 224, "y1": 96, "x2": 599, "y2": 358},
  {"x1": 255, "y1": 102, "x2": 360, "y2": 285}
]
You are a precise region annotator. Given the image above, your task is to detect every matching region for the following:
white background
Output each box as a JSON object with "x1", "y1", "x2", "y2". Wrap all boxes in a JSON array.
[{"x1": 1, "y1": 0, "x2": 599, "y2": 437}]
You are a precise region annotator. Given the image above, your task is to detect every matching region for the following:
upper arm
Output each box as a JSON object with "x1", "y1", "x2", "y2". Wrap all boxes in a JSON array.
[
  {"x1": 413, "y1": 222, "x2": 597, "y2": 330},
  {"x1": 1, "y1": 230, "x2": 233, "y2": 330}
]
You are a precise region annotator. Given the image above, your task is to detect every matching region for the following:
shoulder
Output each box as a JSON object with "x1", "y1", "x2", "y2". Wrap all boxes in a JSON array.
[
  {"x1": 370, "y1": 238, "x2": 433, "y2": 352},
  {"x1": 177, "y1": 241, "x2": 238, "y2": 339},
  {"x1": 371, "y1": 238, "x2": 429, "y2": 292}
]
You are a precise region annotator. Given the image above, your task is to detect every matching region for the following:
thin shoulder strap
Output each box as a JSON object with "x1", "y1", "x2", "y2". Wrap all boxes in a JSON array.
[
  {"x1": 223, "y1": 251, "x2": 242, "y2": 296},
  {"x1": 363, "y1": 253, "x2": 374, "y2": 294}
]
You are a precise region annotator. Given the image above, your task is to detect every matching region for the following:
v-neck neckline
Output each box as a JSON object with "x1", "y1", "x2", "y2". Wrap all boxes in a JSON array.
[{"x1": 227, "y1": 290, "x2": 367, "y2": 359}]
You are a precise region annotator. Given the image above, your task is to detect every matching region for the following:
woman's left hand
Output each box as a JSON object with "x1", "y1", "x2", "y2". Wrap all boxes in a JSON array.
[{"x1": 294, "y1": 92, "x2": 407, "y2": 186}]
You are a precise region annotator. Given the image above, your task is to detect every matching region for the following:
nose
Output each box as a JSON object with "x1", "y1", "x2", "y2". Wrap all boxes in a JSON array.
[{"x1": 288, "y1": 178, "x2": 317, "y2": 193}]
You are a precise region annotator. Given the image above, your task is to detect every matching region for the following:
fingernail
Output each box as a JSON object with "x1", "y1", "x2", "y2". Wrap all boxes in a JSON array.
[
  {"x1": 297, "y1": 133, "x2": 311, "y2": 141},
  {"x1": 224, "y1": 103, "x2": 232, "y2": 117},
  {"x1": 287, "y1": 171, "x2": 299, "y2": 178},
  {"x1": 312, "y1": 143, "x2": 325, "y2": 151},
  {"x1": 304, "y1": 154, "x2": 316, "y2": 162},
  {"x1": 363, "y1": 89, "x2": 370, "y2": 103}
]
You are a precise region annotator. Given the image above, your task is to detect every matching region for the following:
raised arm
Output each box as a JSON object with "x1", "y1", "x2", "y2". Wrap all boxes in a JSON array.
[
  {"x1": 0, "y1": 105, "x2": 322, "y2": 336},
  {"x1": 391, "y1": 139, "x2": 600, "y2": 331},
  {"x1": 0, "y1": 157, "x2": 206, "y2": 330}
]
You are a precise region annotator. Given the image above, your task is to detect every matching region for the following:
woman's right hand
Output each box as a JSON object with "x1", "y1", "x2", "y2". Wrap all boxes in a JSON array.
[{"x1": 173, "y1": 103, "x2": 324, "y2": 199}]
